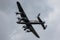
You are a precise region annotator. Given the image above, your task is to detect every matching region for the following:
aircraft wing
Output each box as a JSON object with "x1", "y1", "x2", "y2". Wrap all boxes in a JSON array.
[
  {"x1": 25, "y1": 23, "x2": 40, "y2": 38},
  {"x1": 16, "y1": 1, "x2": 40, "y2": 38}
]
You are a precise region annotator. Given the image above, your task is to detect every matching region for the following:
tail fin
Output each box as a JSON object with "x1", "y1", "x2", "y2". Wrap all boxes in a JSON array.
[
  {"x1": 37, "y1": 13, "x2": 43, "y2": 23},
  {"x1": 37, "y1": 13, "x2": 40, "y2": 18},
  {"x1": 37, "y1": 13, "x2": 45, "y2": 24},
  {"x1": 43, "y1": 25, "x2": 47, "y2": 30}
]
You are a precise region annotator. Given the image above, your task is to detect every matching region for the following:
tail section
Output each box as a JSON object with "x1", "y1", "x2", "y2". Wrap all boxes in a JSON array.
[{"x1": 37, "y1": 13, "x2": 47, "y2": 30}]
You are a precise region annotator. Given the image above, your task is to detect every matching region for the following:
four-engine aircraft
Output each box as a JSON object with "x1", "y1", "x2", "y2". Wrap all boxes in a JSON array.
[{"x1": 16, "y1": 1, "x2": 47, "y2": 38}]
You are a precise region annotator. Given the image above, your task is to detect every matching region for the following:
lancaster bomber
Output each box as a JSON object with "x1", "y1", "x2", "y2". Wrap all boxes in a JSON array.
[{"x1": 16, "y1": 1, "x2": 47, "y2": 38}]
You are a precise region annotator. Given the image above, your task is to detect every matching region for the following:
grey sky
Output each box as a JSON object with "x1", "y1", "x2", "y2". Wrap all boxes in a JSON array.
[{"x1": 0, "y1": 0, "x2": 60, "y2": 40}]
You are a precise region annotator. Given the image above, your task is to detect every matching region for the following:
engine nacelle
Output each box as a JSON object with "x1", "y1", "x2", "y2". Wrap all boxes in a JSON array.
[
  {"x1": 16, "y1": 21, "x2": 20, "y2": 24},
  {"x1": 21, "y1": 17, "x2": 27, "y2": 20},
  {"x1": 23, "y1": 26, "x2": 26, "y2": 28},
  {"x1": 17, "y1": 17, "x2": 24, "y2": 22},
  {"x1": 17, "y1": 17, "x2": 27, "y2": 21},
  {"x1": 26, "y1": 30, "x2": 31, "y2": 32},
  {"x1": 23, "y1": 26, "x2": 29, "y2": 31},
  {"x1": 16, "y1": 12, "x2": 20, "y2": 15},
  {"x1": 17, "y1": 17, "x2": 20, "y2": 20}
]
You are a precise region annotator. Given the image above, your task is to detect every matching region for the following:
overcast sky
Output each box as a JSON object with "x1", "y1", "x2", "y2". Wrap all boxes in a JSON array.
[{"x1": 0, "y1": 0, "x2": 60, "y2": 40}]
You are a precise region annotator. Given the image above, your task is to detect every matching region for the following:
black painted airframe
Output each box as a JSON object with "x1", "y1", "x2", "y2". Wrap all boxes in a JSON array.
[{"x1": 16, "y1": 1, "x2": 47, "y2": 38}]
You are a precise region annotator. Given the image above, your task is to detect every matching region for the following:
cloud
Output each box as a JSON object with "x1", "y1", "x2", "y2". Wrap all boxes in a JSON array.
[
  {"x1": 0, "y1": 11, "x2": 10, "y2": 40},
  {"x1": 0, "y1": 10, "x2": 17, "y2": 40},
  {"x1": 45, "y1": 0, "x2": 60, "y2": 40}
]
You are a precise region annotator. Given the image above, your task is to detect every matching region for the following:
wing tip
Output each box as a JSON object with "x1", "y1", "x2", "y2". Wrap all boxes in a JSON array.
[
  {"x1": 37, "y1": 36, "x2": 40, "y2": 38},
  {"x1": 16, "y1": 1, "x2": 19, "y2": 4}
]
